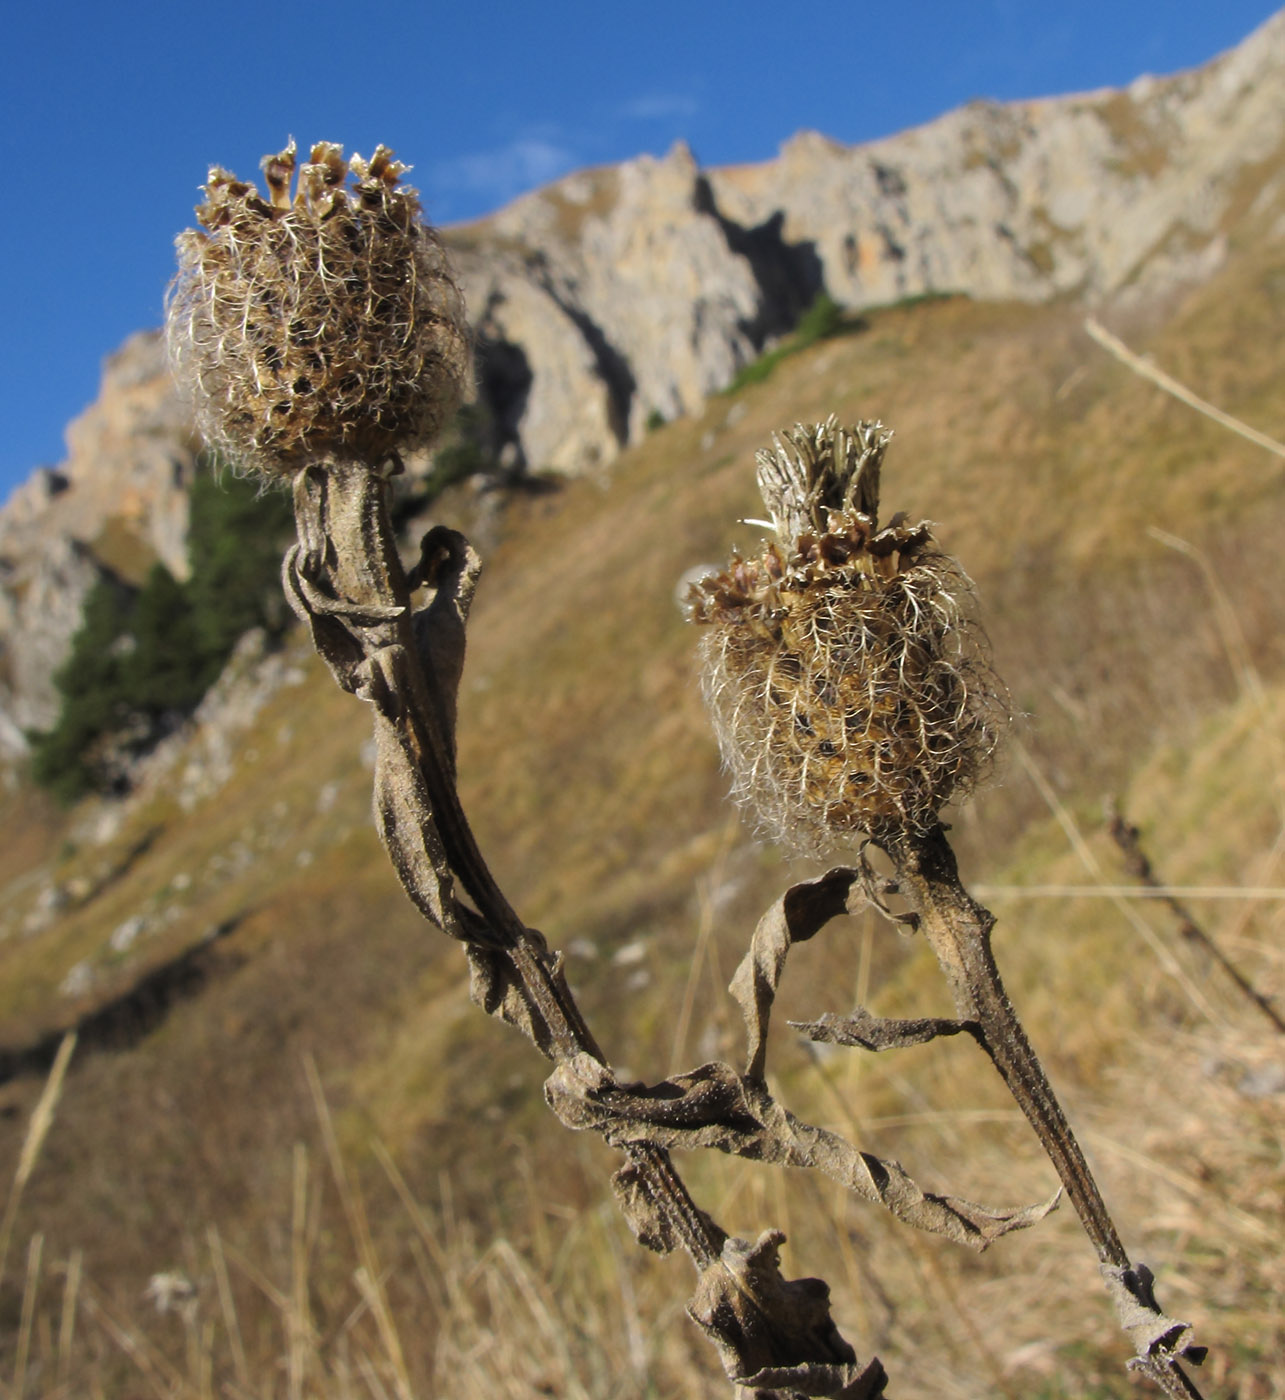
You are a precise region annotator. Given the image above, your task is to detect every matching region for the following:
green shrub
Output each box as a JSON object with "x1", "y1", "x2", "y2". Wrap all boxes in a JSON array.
[
  {"x1": 723, "y1": 290, "x2": 851, "y2": 395},
  {"x1": 125, "y1": 563, "x2": 209, "y2": 718},
  {"x1": 186, "y1": 462, "x2": 293, "y2": 672},
  {"x1": 29, "y1": 576, "x2": 136, "y2": 802},
  {"x1": 792, "y1": 289, "x2": 844, "y2": 347}
]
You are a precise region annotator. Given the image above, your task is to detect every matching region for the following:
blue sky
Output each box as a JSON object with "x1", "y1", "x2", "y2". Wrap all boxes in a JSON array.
[{"x1": 1, "y1": 0, "x2": 1279, "y2": 503}]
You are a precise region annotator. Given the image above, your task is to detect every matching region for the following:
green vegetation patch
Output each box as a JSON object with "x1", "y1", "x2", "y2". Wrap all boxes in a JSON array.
[
  {"x1": 29, "y1": 461, "x2": 294, "y2": 802},
  {"x1": 722, "y1": 290, "x2": 855, "y2": 394}
]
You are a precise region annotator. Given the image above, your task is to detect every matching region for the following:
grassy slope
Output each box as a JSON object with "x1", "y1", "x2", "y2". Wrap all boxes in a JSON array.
[{"x1": 0, "y1": 190, "x2": 1282, "y2": 1395}]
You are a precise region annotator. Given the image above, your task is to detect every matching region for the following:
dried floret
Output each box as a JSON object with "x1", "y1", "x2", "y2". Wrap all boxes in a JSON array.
[
  {"x1": 166, "y1": 140, "x2": 470, "y2": 476},
  {"x1": 689, "y1": 418, "x2": 1006, "y2": 850}
]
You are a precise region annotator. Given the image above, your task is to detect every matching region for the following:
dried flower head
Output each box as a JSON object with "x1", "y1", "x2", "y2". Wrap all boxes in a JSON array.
[
  {"x1": 166, "y1": 140, "x2": 470, "y2": 476},
  {"x1": 689, "y1": 418, "x2": 1006, "y2": 851}
]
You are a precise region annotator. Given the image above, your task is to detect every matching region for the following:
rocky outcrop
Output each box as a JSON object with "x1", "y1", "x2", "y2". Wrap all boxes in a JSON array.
[
  {"x1": 2, "y1": 10, "x2": 1282, "y2": 751},
  {"x1": 1, "y1": 332, "x2": 196, "y2": 580},
  {"x1": 0, "y1": 532, "x2": 106, "y2": 749},
  {"x1": 0, "y1": 333, "x2": 197, "y2": 748},
  {"x1": 443, "y1": 9, "x2": 1284, "y2": 476},
  {"x1": 707, "y1": 18, "x2": 1285, "y2": 311},
  {"x1": 449, "y1": 142, "x2": 820, "y2": 472}
]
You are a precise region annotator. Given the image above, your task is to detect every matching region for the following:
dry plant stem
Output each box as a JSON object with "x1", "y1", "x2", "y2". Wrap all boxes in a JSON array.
[
  {"x1": 1084, "y1": 319, "x2": 1285, "y2": 461},
  {"x1": 289, "y1": 466, "x2": 601, "y2": 1048},
  {"x1": 689, "y1": 417, "x2": 1213, "y2": 1392},
  {"x1": 287, "y1": 465, "x2": 702, "y2": 1238},
  {"x1": 883, "y1": 823, "x2": 1208, "y2": 1400},
  {"x1": 886, "y1": 826, "x2": 1126, "y2": 1264},
  {"x1": 1108, "y1": 806, "x2": 1285, "y2": 1034},
  {"x1": 0, "y1": 1030, "x2": 76, "y2": 1291},
  {"x1": 283, "y1": 460, "x2": 893, "y2": 1397}
]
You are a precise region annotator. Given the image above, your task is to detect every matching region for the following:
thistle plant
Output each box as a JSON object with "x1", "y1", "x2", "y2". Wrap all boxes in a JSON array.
[
  {"x1": 168, "y1": 142, "x2": 1213, "y2": 1397},
  {"x1": 691, "y1": 421, "x2": 1210, "y2": 1398},
  {"x1": 691, "y1": 420, "x2": 1004, "y2": 849},
  {"x1": 167, "y1": 140, "x2": 469, "y2": 477}
]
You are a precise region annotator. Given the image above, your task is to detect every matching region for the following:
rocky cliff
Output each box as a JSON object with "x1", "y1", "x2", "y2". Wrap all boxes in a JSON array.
[
  {"x1": 450, "y1": 8, "x2": 1285, "y2": 474},
  {"x1": 2, "y1": 8, "x2": 1282, "y2": 750},
  {"x1": 0, "y1": 332, "x2": 196, "y2": 748}
]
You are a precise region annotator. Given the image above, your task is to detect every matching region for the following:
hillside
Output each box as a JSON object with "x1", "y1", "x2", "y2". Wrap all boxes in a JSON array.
[
  {"x1": 0, "y1": 20, "x2": 1284, "y2": 1400},
  {"x1": 0, "y1": 204, "x2": 1282, "y2": 1395}
]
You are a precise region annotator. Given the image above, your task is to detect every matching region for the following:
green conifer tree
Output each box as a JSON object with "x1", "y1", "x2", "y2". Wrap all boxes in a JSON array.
[
  {"x1": 123, "y1": 562, "x2": 207, "y2": 717},
  {"x1": 29, "y1": 574, "x2": 135, "y2": 802},
  {"x1": 185, "y1": 464, "x2": 294, "y2": 676}
]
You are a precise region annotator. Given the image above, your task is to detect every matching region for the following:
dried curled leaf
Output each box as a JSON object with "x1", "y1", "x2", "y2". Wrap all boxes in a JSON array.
[
  {"x1": 688, "y1": 1230, "x2": 886, "y2": 1396},
  {"x1": 611, "y1": 1157, "x2": 725, "y2": 1258},
  {"x1": 611, "y1": 1161, "x2": 683, "y2": 1255},
  {"x1": 409, "y1": 525, "x2": 483, "y2": 765},
  {"x1": 1104, "y1": 1264, "x2": 1207, "y2": 1369},
  {"x1": 792, "y1": 1007, "x2": 982, "y2": 1053},
  {"x1": 371, "y1": 689, "x2": 462, "y2": 936},
  {"x1": 739, "y1": 1363, "x2": 889, "y2": 1399},
  {"x1": 545, "y1": 1054, "x2": 1057, "y2": 1249},
  {"x1": 468, "y1": 942, "x2": 574, "y2": 1057},
  {"x1": 729, "y1": 866, "x2": 974, "y2": 1081},
  {"x1": 730, "y1": 869, "x2": 862, "y2": 1081},
  {"x1": 284, "y1": 464, "x2": 465, "y2": 939}
]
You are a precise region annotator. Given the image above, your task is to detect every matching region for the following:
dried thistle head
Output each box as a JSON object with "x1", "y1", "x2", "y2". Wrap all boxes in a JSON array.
[
  {"x1": 688, "y1": 417, "x2": 1006, "y2": 851},
  {"x1": 166, "y1": 140, "x2": 471, "y2": 477}
]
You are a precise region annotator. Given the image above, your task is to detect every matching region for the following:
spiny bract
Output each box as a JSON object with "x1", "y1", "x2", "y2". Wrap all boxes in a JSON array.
[
  {"x1": 166, "y1": 140, "x2": 470, "y2": 477},
  {"x1": 688, "y1": 418, "x2": 1007, "y2": 851}
]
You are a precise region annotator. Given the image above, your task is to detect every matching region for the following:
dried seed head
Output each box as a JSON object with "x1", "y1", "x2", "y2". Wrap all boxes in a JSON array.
[
  {"x1": 689, "y1": 418, "x2": 1007, "y2": 851},
  {"x1": 166, "y1": 140, "x2": 471, "y2": 477}
]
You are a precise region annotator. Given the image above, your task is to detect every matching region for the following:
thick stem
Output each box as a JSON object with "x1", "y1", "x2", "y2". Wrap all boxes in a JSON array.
[
  {"x1": 287, "y1": 462, "x2": 732, "y2": 1273},
  {"x1": 290, "y1": 462, "x2": 603, "y2": 1059},
  {"x1": 888, "y1": 824, "x2": 1126, "y2": 1266},
  {"x1": 885, "y1": 823, "x2": 1206, "y2": 1398}
]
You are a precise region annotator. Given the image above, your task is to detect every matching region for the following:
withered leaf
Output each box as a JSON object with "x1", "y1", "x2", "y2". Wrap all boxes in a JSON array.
[
  {"x1": 687, "y1": 1229, "x2": 874, "y2": 1388},
  {"x1": 1103, "y1": 1263, "x2": 1207, "y2": 1367},
  {"x1": 468, "y1": 943, "x2": 574, "y2": 1060},
  {"x1": 282, "y1": 543, "x2": 369, "y2": 693},
  {"x1": 730, "y1": 869, "x2": 863, "y2": 1081},
  {"x1": 546, "y1": 1054, "x2": 1057, "y2": 1249},
  {"x1": 611, "y1": 1160, "x2": 682, "y2": 1255},
  {"x1": 739, "y1": 1361, "x2": 889, "y2": 1399},
  {"x1": 611, "y1": 1159, "x2": 724, "y2": 1258},
  {"x1": 371, "y1": 694, "x2": 462, "y2": 938},
  {"x1": 409, "y1": 524, "x2": 482, "y2": 767},
  {"x1": 791, "y1": 1007, "x2": 982, "y2": 1053}
]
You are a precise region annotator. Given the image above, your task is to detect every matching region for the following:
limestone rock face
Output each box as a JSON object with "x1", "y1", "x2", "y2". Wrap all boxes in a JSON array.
[
  {"x1": 449, "y1": 140, "x2": 816, "y2": 472},
  {"x1": 0, "y1": 532, "x2": 104, "y2": 749},
  {"x1": 707, "y1": 13, "x2": 1285, "y2": 312},
  {"x1": 6, "y1": 332, "x2": 196, "y2": 579},
  {"x1": 0, "y1": 332, "x2": 197, "y2": 749},
  {"x1": 441, "y1": 9, "x2": 1284, "y2": 477}
]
